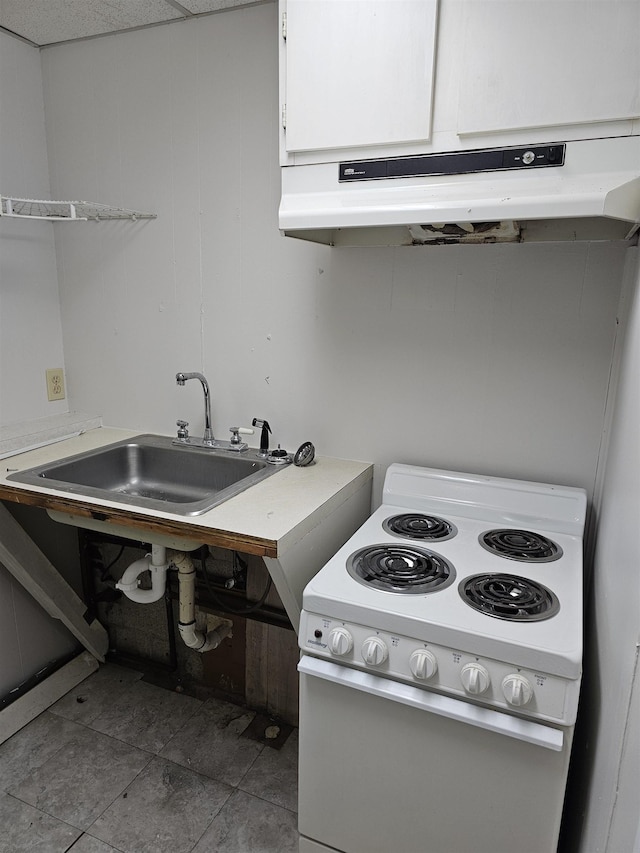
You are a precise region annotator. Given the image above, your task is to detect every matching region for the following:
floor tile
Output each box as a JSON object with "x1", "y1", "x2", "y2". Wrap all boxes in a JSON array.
[
  {"x1": 0, "y1": 792, "x2": 81, "y2": 853},
  {"x1": 49, "y1": 663, "x2": 143, "y2": 726},
  {"x1": 8, "y1": 727, "x2": 152, "y2": 830},
  {"x1": 6, "y1": 664, "x2": 301, "y2": 851},
  {"x1": 159, "y1": 697, "x2": 264, "y2": 786},
  {"x1": 89, "y1": 757, "x2": 232, "y2": 853},
  {"x1": 239, "y1": 729, "x2": 298, "y2": 813},
  {"x1": 0, "y1": 712, "x2": 87, "y2": 792},
  {"x1": 67, "y1": 836, "x2": 121, "y2": 853},
  {"x1": 89, "y1": 680, "x2": 202, "y2": 753},
  {"x1": 192, "y1": 789, "x2": 299, "y2": 853}
]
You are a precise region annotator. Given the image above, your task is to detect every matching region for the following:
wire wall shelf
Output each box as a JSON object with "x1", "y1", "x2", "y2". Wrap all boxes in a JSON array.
[{"x1": 0, "y1": 196, "x2": 156, "y2": 222}]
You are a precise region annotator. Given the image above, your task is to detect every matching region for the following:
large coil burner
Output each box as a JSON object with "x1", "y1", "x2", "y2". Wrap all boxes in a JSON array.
[{"x1": 347, "y1": 544, "x2": 455, "y2": 594}]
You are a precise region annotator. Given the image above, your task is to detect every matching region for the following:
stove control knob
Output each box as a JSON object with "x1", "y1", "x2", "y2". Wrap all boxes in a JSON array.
[
  {"x1": 409, "y1": 649, "x2": 438, "y2": 681},
  {"x1": 361, "y1": 636, "x2": 389, "y2": 667},
  {"x1": 461, "y1": 663, "x2": 491, "y2": 695},
  {"x1": 327, "y1": 627, "x2": 354, "y2": 656},
  {"x1": 502, "y1": 674, "x2": 533, "y2": 707}
]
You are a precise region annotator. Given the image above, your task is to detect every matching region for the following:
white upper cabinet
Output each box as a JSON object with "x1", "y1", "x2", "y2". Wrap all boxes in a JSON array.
[
  {"x1": 281, "y1": 0, "x2": 439, "y2": 159},
  {"x1": 280, "y1": 0, "x2": 639, "y2": 165},
  {"x1": 456, "y1": 0, "x2": 640, "y2": 138}
]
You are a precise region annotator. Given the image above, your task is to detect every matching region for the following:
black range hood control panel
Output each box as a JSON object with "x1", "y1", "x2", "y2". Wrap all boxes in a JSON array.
[{"x1": 339, "y1": 144, "x2": 566, "y2": 182}]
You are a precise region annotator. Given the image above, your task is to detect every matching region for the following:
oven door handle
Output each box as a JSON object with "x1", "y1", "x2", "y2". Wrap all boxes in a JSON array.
[{"x1": 298, "y1": 656, "x2": 564, "y2": 752}]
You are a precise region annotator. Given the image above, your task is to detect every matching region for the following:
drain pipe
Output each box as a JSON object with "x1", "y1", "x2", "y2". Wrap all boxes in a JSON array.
[
  {"x1": 169, "y1": 550, "x2": 233, "y2": 653},
  {"x1": 116, "y1": 547, "x2": 232, "y2": 654},
  {"x1": 115, "y1": 544, "x2": 169, "y2": 603}
]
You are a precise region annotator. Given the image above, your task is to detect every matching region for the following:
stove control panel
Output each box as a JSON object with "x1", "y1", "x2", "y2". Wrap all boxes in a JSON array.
[{"x1": 301, "y1": 612, "x2": 579, "y2": 725}]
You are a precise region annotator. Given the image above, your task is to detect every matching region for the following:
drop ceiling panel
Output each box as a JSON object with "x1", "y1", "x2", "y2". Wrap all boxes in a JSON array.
[
  {"x1": 0, "y1": 0, "x2": 260, "y2": 46},
  {"x1": 179, "y1": 0, "x2": 256, "y2": 12}
]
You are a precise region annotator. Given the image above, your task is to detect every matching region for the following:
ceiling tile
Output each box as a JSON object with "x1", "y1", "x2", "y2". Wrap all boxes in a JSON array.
[
  {"x1": 178, "y1": 0, "x2": 260, "y2": 11},
  {"x1": 0, "y1": 0, "x2": 185, "y2": 46}
]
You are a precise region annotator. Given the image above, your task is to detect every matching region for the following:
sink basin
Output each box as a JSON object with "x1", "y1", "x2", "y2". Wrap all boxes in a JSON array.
[{"x1": 8, "y1": 434, "x2": 283, "y2": 516}]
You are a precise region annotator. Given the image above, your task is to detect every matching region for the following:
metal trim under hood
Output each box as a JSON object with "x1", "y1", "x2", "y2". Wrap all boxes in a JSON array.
[{"x1": 279, "y1": 136, "x2": 640, "y2": 246}]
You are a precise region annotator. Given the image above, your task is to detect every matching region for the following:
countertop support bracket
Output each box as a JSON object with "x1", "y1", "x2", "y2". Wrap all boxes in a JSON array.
[{"x1": 0, "y1": 504, "x2": 109, "y2": 661}]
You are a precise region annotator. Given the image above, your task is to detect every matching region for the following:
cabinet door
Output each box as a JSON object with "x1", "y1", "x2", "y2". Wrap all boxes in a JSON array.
[
  {"x1": 282, "y1": 0, "x2": 438, "y2": 154},
  {"x1": 456, "y1": 0, "x2": 640, "y2": 136}
]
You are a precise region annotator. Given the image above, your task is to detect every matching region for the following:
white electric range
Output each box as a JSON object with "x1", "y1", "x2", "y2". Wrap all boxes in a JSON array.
[{"x1": 297, "y1": 463, "x2": 587, "y2": 853}]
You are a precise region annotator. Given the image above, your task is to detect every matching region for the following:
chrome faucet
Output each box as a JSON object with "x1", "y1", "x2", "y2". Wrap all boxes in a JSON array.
[{"x1": 176, "y1": 372, "x2": 214, "y2": 445}]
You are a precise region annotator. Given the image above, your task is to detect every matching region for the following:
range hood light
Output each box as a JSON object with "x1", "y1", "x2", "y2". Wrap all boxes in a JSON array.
[{"x1": 408, "y1": 221, "x2": 521, "y2": 244}]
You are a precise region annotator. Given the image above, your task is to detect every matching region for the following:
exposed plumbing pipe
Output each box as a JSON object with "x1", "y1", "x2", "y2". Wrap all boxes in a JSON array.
[
  {"x1": 115, "y1": 546, "x2": 232, "y2": 654},
  {"x1": 115, "y1": 544, "x2": 169, "y2": 604},
  {"x1": 169, "y1": 550, "x2": 232, "y2": 653}
]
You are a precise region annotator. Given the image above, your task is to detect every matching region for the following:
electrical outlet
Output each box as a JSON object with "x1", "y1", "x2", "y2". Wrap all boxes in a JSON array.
[{"x1": 46, "y1": 368, "x2": 65, "y2": 401}]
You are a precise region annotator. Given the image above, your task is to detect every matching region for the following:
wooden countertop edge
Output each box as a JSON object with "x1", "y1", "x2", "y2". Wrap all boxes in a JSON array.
[{"x1": 0, "y1": 484, "x2": 279, "y2": 558}]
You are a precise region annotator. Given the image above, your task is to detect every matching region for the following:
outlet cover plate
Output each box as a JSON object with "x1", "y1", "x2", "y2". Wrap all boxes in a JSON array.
[{"x1": 46, "y1": 368, "x2": 65, "y2": 401}]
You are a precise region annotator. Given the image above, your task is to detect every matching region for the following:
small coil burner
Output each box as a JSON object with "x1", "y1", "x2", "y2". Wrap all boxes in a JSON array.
[
  {"x1": 382, "y1": 513, "x2": 457, "y2": 541},
  {"x1": 347, "y1": 544, "x2": 455, "y2": 594},
  {"x1": 480, "y1": 529, "x2": 562, "y2": 562},
  {"x1": 459, "y1": 573, "x2": 560, "y2": 621}
]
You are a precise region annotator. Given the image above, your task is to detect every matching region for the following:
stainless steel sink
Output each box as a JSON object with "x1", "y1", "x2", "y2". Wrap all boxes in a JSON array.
[{"x1": 8, "y1": 434, "x2": 283, "y2": 516}]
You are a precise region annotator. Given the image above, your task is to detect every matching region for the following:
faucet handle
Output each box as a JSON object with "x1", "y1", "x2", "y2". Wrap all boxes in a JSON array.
[
  {"x1": 229, "y1": 427, "x2": 254, "y2": 445},
  {"x1": 176, "y1": 420, "x2": 189, "y2": 440}
]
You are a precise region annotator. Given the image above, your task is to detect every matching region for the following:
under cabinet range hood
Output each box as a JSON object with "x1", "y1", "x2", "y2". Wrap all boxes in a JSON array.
[{"x1": 279, "y1": 136, "x2": 640, "y2": 247}]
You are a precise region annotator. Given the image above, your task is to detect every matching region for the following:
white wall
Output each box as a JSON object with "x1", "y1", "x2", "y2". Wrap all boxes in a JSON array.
[
  {"x1": 576, "y1": 249, "x2": 640, "y2": 853},
  {"x1": 40, "y1": 4, "x2": 627, "y2": 507},
  {"x1": 0, "y1": 30, "x2": 78, "y2": 697},
  {"x1": 0, "y1": 30, "x2": 67, "y2": 426}
]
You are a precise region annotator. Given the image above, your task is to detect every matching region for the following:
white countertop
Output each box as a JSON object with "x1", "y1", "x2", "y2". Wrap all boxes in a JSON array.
[{"x1": 0, "y1": 427, "x2": 373, "y2": 558}]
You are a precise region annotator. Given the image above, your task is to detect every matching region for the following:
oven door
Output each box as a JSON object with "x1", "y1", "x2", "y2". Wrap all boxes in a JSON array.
[{"x1": 298, "y1": 656, "x2": 573, "y2": 853}]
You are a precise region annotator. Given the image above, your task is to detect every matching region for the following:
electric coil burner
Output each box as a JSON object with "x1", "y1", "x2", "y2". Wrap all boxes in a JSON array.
[
  {"x1": 459, "y1": 573, "x2": 560, "y2": 621},
  {"x1": 480, "y1": 528, "x2": 562, "y2": 562},
  {"x1": 382, "y1": 512, "x2": 457, "y2": 541},
  {"x1": 298, "y1": 463, "x2": 587, "y2": 853},
  {"x1": 346, "y1": 544, "x2": 455, "y2": 594}
]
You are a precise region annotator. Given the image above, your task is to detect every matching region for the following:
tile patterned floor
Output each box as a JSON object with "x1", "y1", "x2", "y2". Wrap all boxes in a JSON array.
[{"x1": 0, "y1": 664, "x2": 299, "y2": 853}]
